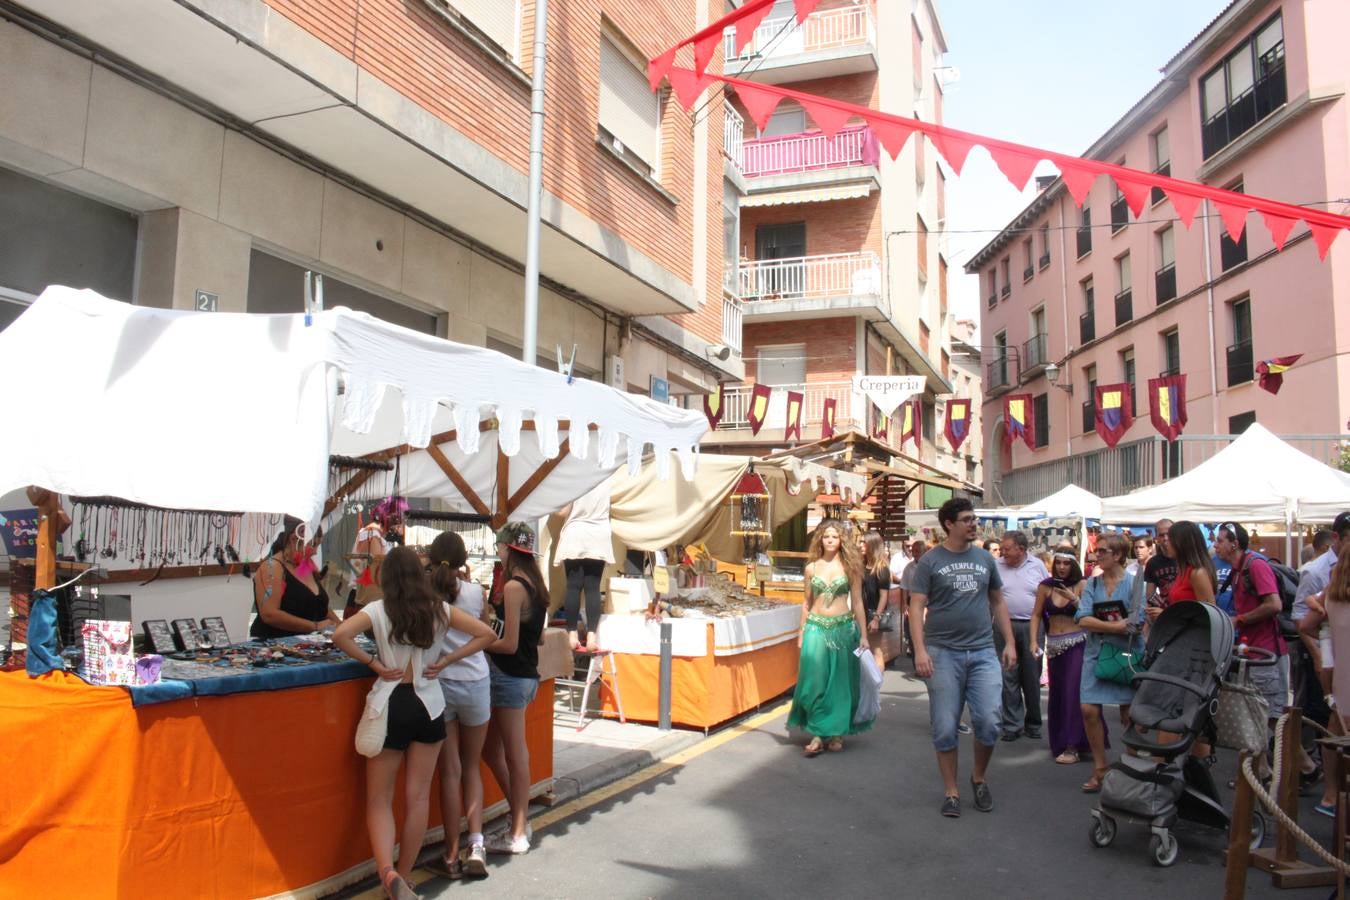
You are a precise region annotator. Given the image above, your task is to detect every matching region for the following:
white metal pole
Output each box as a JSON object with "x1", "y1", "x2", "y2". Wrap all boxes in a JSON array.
[{"x1": 522, "y1": 0, "x2": 550, "y2": 365}]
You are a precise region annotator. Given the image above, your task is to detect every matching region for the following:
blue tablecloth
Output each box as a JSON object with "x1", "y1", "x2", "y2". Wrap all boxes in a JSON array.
[{"x1": 126, "y1": 658, "x2": 371, "y2": 707}]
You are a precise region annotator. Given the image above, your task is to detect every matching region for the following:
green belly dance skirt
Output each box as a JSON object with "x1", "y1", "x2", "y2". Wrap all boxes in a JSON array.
[{"x1": 787, "y1": 612, "x2": 872, "y2": 738}]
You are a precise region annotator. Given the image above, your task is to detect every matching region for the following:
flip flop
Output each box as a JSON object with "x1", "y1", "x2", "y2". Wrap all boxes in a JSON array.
[
  {"x1": 1081, "y1": 768, "x2": 1107, "y2": 793},
  {"x1": 826, "y1": 737, "x2": 845, "y2": 752},
  {"x1": 1055, "y1": 751, "x2": 1079, "y2": 765},
  {"x1": 803, "y1": 739, "x2": 824, "y2": 757}
]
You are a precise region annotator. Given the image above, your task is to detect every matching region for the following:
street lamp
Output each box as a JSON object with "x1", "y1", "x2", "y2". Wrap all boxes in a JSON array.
[{"x1": 1045, "y1": 360, "x2": 1073, "y2": 393}]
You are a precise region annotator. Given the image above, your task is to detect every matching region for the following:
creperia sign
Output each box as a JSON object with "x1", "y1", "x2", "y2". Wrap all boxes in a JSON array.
[{"x1": 852, "y1": 375, "x2": 926, "y2": 417}]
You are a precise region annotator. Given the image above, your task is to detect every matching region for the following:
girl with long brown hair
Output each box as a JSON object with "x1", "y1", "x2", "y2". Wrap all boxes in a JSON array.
[
  {"x1": 860, "y1": 530, "x2": 891, "y2": 672},
  {"x1": 333, "y1": 546, "x2": 495, "y2": 899},
  {"x1": 787, "y1": 519, "x2": 872, "y2": 756}
]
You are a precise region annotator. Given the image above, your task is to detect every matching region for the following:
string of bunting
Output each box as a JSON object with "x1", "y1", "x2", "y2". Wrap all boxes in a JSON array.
[
  {"x1": 656, "y1": 66, "x2": 1350, "y2": 257},
  {"x1": 646, "y1": 0, "x2": 822, "y2": 91}
]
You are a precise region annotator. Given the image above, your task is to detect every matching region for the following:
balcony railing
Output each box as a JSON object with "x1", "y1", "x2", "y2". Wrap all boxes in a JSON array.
[
  {"x1": 1151, "y1": 162, "x2": 1170, "y2": 206},
  {"x1": 1227, "y1": 339, "x2": 1253, "y2": 386},
  {"x1": 1022, "y1": 333, "x2": 1049, "y2": 372},
  {"x1": 1110, "y1": 196, "x2": 1128, "y2": 233},
  {"x1": 718, "y1": 380, "x2": 856, "y2": 431},
  {"x1": 740, "y1": 124, "x2": 872, "y2": 178},
  {"x1": 1079, "y1": 309, "x2": 1096, "y2": 344},
  {"x1": 1081, "y1": 399, "x2": 1095, "y2": 435},
  {"x1": 1039, "y1": 252, "x2": 1051, "y2": 270},
  {"x1": 1076, "y1": 224, "x2": 1092, "y2": 258},
  {"x1": 739, "y1": 251, "x2": 880, "y2": 302},
  {"x1": 987, "y1": 293, "x2": 997, "y2": 309},
  {"x1": 1114, "y1": 288, "x2": 1133, "y2": 327},
  {"x1": 986, "y1": 356, "x2": 1012, "y2": 392},
  {"x1": 724, "y1": 4, "x2": 875, "y2": 64},
  {"x1": 723, "y1": 105, "x2": 744, "y2": 172},
  {"x1": 1155, "y1": 263, "x2": 1177, "y2": 304},
  {"x1": 1221, "y1": 230, "x2": 1248, "y2": 271},
  {"x1": 722, "y1": 294, "x2": 743, "y2": 354},
  {"x1": 1022, "y1": 265, "x2": 1034, "y2": 282},
  {"x1": 1202, "y1": 47, "x2": 1286, "y2": 159},
  {"x1": 1000, "y1": 283, "x2": 1011, "y2": 299}
]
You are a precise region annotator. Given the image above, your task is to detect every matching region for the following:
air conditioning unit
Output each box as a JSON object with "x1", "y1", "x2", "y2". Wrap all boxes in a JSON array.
[{"x1": 612, "y1": 136, "x2": 626, "y2": 155}]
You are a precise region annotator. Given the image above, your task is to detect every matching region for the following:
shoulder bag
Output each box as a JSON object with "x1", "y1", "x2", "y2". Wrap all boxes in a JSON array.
[{"x1": 1094, "y1": 573, "x2": 1148, "y2": 687}]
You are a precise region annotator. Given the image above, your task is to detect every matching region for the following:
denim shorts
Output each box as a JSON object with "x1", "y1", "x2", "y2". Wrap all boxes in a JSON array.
[
  {"x1": 1247, "y1": 653, "x2": 1291, "y2": 718},
  {"x1": 441, "y1": 675, "x2": 491, "y2": 727},
  {"x1": 923, "y1": 645, "x2": 1002, "y2": 751},
  {"x1": 489, "y1": 669, "x2": 539, "y2": 710}
]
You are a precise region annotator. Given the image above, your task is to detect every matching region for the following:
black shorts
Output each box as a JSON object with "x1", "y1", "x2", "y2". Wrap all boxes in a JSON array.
[{"x1": 383, "y1": 683, "x2": 446, "y2": 751}]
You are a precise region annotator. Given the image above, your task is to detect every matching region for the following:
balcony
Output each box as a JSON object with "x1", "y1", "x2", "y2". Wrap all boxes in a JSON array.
[
  {"x1": 1155, "y1": 263, "x2": 1177, "y2": 305},
  {"x1": 738, "y1": 251, "x2": 882, "y2": 322},
  {"x1": 740, "y1": 124, "x2": 875, "y2": 182},
  {"x1": 1227, "y1": 339, "x2": 1253, "y2": 386},
  {"x1": 715, "y1": 380, "x2": 858, "y2": 436},
  {"x1": 1110, "y1": 196, "x2": 1128, "y2": 233},
  {"x1": 1114, "y1": 288, "x2": 1133, "y2": 327},
  {"x1": 1081, "y1": 400, "x2": 1095, "y2": 435},
  {"x1": 1221, "y1": 230, "x2": 1248, "y2": 271},
  {"x1": 723, "y1": 4, "x2": 877, "y2": 84},
  {"x1": 987, "y1": 293, "x2": 997, "y2": 309},
  {"x1": 1202, "y1": 48, "x2": 1286, "y2": 159},
  {"x1": 986, "y1": 356, "x2": 1013, "y2": 394},
  {"x1": 1039, "y1": 252, "x2": 1051, "y2": 271},
  {"x1": 1076, "y1": 225, "x2": 1092, "y2": 258},
  {"x1": 1022, "y1": 265, "x2": 1034, "y2": 282},
  {"x1": 1000, "y1": 283, "x2": 1011, "y2": 299},
  {"x1": 722, "y1": 294, "x2": 743, "y2": 354},
  {"x1": 1151, "y1": 163, "x2": 1170, "y2": 206},
  {"x1": 1079, "y1": 309, "x2": 1096, "y2": 344},
  {"x1": 1022, "y1": 333, "x2": 1049, "y2": 375},
  {"x1": 723, "y1": 105, "x2": 744, "y2": 175}
]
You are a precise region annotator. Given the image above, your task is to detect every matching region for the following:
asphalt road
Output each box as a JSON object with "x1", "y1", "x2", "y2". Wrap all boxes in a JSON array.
[{"x1": 374, "y1": 661, "x2": 1338, "y2": 899}]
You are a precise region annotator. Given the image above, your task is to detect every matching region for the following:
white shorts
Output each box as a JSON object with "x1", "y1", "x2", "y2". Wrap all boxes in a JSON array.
[
  {"x1": 440, "y1": 675, "x2": 491, "y2": 728},
  {"x1": 1321, "y1": 624, "x2": 1335, "y2": 669}
]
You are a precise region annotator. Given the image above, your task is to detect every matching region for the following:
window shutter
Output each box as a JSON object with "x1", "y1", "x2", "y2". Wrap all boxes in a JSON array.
[
  {"x1": 599, "y1": 36, "x2": 660, "y2": 170},
  {"x1": 449, "y1": 0, "x2": 517, "y2": 56}
]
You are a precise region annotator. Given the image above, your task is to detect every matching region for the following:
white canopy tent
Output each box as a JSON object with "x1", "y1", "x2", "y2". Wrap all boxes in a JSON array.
[
  {"x1": 1022, "y1": 484, "x2": 1104, "y2": 520},
  {"x1": 0, "y1": 287, "x2": 708, "y2": 525},
  {"x1": 1099, "y1": 424, "x2": 1350, "y2": 525}
]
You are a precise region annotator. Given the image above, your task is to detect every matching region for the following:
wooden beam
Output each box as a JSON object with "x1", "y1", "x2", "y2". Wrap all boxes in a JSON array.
[
  {"x1": 322, "y1": 467, "x2": 378, "y2": 519},
  {"x1": 493, "y1": 449, "x2": 510, "y2": 528},
  {"x1": 505, "y1": 439, "x2": 571, "y2": 517},
  {"x1": 426, "y1": 443, "x2": 492, "y2": 519}
]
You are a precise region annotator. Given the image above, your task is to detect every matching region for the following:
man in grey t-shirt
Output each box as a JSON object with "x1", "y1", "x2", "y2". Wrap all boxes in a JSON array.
[{"x1": 909, "y1": 498, "x2": 1016, "y2": 819}]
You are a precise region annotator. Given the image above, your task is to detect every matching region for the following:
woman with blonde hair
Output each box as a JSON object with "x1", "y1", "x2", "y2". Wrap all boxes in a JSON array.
[
  {"x1": 860, "y1": 531, "x2": 891, "y2": 672},
  {"x1": 788, "y1": 520, "x2": 872, "y2": 756}
]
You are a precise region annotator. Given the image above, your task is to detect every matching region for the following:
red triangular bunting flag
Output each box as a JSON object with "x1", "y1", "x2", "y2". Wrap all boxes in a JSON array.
[
  {"x1": 1166, "y1": 187, "x2": 1203, "y2": 229},
  {"x1": 647, "y1": 49, "x2": 677, "y2": 91},
  {"x1": 1262, "y1": 211, "x2": 1298, "y2": 252},
  {"x1": 1056, "y1": 162, "x2": 1096, "y2": 208},
  {"x1": 703, "y1": 384, "x2": 725, "y2": 430},
  {"x1": 1216, "y1": 200, "x2": 1249, "y2": 243},
  {"x1": 990, "y1": 146, "x2": 1040, "y2": 192},
  {"x1": 693, "y1": 30, "x2": 721, "y2": 76},
  {"x1": 1147, "y1": 374, "x2": 1187, "y2": 441},
  {"x1": 931, "y1": 132, "x2": 977, "y2": 175},
  {"x1": 1257, "y1": 354, "x2": 1302, "y2": 394},
  {"x1": 793, "y1": 0, "x2": 822, "y2": 24},
  {"x1": 747, "y1": 383, "x2": 772, "y2": 436},
  {"x1": 800, "y1": 98, "x2": 851, "y2": 138},
  {"x1": 821, "y1": 397, "x2": 837, "y2": 439},
  {"x1": 1094, "y1": 383, "x2": 1134, "y2": 449},
  {"x1": 734, "y1": 82, "x2": 784, "y2": 131},
  {"x1": 734, "y1": 0, "x2": 776, "y2": 55},
  {"x1": 944, "y1": 399, "x2": 971, "y2": 453},
  {"x1": 868, "y1": 116, "x2": 916, "y2": 159},
  {"x1": 784, "y1": 390, "x2": 804, "y2": 441},
  {"x1": 1114, "y1": 175, "x2": 1152, "y2": 219},
  {"x1": 1309, "y1": 222, "x2": 1341, "y2": 260},
  {"x1": 668, "y1": 67, "x2": 714, "y2": 109}
]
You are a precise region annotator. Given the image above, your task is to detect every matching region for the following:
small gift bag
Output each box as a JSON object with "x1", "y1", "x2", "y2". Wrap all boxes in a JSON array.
[{"x1": 80, "y1": 620, "x2": 135, "y2": 685}]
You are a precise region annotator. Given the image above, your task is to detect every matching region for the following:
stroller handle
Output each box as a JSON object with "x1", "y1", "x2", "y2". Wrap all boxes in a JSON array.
[
  {"x1": 1233, "y1": 644, "x2": 1278, "y2": 667},
  {"x1": 1130, "y1": 670, "x2": 1211, "y2": 697}
]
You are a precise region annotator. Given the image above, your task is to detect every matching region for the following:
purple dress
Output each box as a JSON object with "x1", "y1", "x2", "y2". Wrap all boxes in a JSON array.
[{"x1": 1041, "y1": 578, "x2": 1097, "y2": 758}]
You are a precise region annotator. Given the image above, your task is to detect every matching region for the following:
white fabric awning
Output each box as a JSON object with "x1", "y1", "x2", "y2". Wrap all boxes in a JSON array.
[
  {"x1": 741, "y1": 182, "x2": 873, "y2": 207},
  {"x1": 1023, "y1": 484, "x2": 1103, "y2": 519},
  {"x1": 0, "y1": 287, "x2": 708, "y2": 522}
]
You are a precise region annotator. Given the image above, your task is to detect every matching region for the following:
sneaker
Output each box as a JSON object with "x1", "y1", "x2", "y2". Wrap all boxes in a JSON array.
[
  {"x1": 463, "y1": 842, "x2": 489, "y2": 877},
  {"x1": 999, "y1": 730, "x2": 1021, "y2": 742},
  {"x1": 970, "y1": 778, "x2": 993, "y2": 812},
  {"x1": 485, "y1": 831, "x2": 530, "y2": 855},
  {"x1": 1025, "y1": 726, "x2": 1042, "y2": 739},
  {"x1": 940, "y1": 795, "x2": 961, "y2": 817},
  {"x1": 957, "y1": 722, "x2": 973, "y2": 735},
  {"x1": 1314, "y1": 802, "x2": 1336, "y2": 818}
]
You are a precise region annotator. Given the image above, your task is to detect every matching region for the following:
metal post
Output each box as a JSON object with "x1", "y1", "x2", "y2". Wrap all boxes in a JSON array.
[
  {"x1": 521, "y1": 0, "x2": 550, "y2": 365},
  {"x1": 658, "y1": 621, "x2": 672, "y2": 731}
]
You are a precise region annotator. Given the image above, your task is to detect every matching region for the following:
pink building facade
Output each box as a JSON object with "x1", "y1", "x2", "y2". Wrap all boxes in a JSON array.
[{"x1": 969, "y1": 0, "x2": 1350, "y2": 505}]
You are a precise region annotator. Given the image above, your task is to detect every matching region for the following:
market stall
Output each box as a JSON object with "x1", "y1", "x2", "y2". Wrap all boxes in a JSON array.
[{"x1": 0, "y1": 286, "x2": 707, "y2": 896}]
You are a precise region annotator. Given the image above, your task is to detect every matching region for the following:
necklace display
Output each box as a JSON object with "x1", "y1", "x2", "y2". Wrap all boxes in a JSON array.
[{"x1": 70, "y1": 496, "x2": 245, "y2": 569}]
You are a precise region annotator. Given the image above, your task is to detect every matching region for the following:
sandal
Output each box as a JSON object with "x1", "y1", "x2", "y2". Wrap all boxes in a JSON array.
[
  {"x1": 380, "y1": 867, "x2": 420, "y2": 900},
  {"x1": 1081, "y1": 768, "x2": 1107, "y2": 793},
  {"x1": 826, "y1": 737, "x2": 845, "y2": 753},
  {"x1": 803, "y1": 738, "x2": 824, "y2": 757},
  {"x1": 1055, "y1": 751, "x2": 1080, "y2": 765},
  {"x1": 433, "y1": 853, "x2": 463, "y2": 879}
]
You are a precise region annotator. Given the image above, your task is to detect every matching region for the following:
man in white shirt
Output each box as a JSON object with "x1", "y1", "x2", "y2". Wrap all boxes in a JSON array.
[{"x1": 995, "y1": 531, "x2": 1050, "y2": 741}]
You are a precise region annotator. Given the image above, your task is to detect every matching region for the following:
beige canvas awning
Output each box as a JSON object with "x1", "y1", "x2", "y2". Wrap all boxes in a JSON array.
[{"x1": 741, "y1": 182, "x2": 873, "y2": 207}]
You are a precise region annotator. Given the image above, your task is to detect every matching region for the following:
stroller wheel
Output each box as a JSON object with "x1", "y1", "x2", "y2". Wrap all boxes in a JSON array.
[
  {"x1": 1149, "y1": 832, "x2": 1179, "y2": 867},
  {"x1": 1249, "y1": 810, "x2": 1267, "y2": 850},
  {"x1": 1089, "y1": 813, "x2": 1116, "y2": 848}
]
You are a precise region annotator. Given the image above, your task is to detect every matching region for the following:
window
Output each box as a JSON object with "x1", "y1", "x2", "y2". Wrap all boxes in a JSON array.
[
  {"x1": 1000, "y1": 258, "x2": 1011, "y2": 297},
  {"x1": 1229, "y1": 411, "x2": 1257, "y2": 434},
  {"x1": 1033, "y1": 393, "x2": 1050, "y2": 448},
  {"x1": 1155, "y1": 226, "x2": 1176, "y2": 304},
  {"x1": 917, "y1": 216, "x2": 929, "y2": 277},
  {"x1": 1220, "y1": 179, "x2": 1248, "y2": 270},
  {"x1": 914, "y1": 111, "x2": 927, "y2": 184},
  {"x1": 723, "y1": 180, "x2": 740, "y2": 296},
  {"x1": 1150, "y1": 126, "x2": 1170, "y2": 205},
  {"x1": 1082, "y1": 364, "x2": 1098, "y2": 434},
  {"x1": 439, "y1": 0, "x2": 519, "y2": 57},
  {"x1": 757, "y1": 344, "x2": 806, "y2": 386},
  {"x1": 1079, "y1": 277, "x2": 1096, "y2": 343},
  {"x1": 922, "y1": 401, "x2": 935, "y2": 443},
  {"x1": 1110, "y1": 162, "x2": 1129, "y2": 233},
  {"x1": 1077, "y1": 206, "x2": 1092, "y2": 258},
  {"x1": 1200, "y1": 13, "x2": 1286, "y2": 158},
  {"x1": 989, "y1": 330, "x2": 1010, "y2": 388},
  {"x1": 1039, "y1": 223, "x2": 1051, "y2": 269},
  {"x1": 1115, "y1": 253, "x2": 1132, "y2": 327},
  {"x1": 1162, "y1": 328, "x2": 1181, "y2": 375},
  {"x1": 986, "y1": 268, "x2": 997, "y2": 308},
  {"x1": 599, "y1": 32, "x2": 662, "y2": 176},
  {"x1": 248, "y1": 251, "x2": 437, "y2": 334},
  {"x1": 1023, "y1": 239, "x2": 1034, "y2": 281},
  {"x1": 1121, "y1": 347, "x2": 1137, "y2": 413},
  {"x1": 1227, "y1": 297, "x2": 1253, "y2": 385},
  {"x1": 762, "y1": 103, "x2": 806, "y2": 137},
  {"x1": 912, "y1": 18, "x2": 924, "y2": 88},
  {"x1": 1025, "y1": 307, "x2": 1048, "y2": 369}
]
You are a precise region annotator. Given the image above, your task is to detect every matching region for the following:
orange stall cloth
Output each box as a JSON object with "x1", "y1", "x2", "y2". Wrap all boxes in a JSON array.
[
  {"x1": 0, "y1": 670, "x2": 553, "y2": 897},
  {"x1": 601, "y1": 624, "x2": 799, "y2": 730}
]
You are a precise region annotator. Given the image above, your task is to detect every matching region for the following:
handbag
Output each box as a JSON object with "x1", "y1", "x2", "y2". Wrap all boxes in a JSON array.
[
  {"x1": 1214, "y1": 664, "x2": 1271, "y2": 754},
  {"x1": 80, "y1": 619, "x2": 135, "y2": 685},
  {"x1": 877, "y1": 608, "x2": 897, "y2": 633},
  {"x1": 1092, "y1": 573, "x2": 1147, "y2": 686},
  {"x1": 354, "y1": 695, "x2": 390, "y2": 757}
]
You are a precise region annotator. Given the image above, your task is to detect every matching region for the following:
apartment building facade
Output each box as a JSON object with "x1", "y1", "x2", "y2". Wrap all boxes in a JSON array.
[
  {"x1": 702, "y1": 0, "x2": 971, "y2": 494},
  {"x1": 969, "y1": 0, "x2": 1350, "y2": 505},
  {"x1": 0, "y1": 0, "x2": 743, "y2": 412}
]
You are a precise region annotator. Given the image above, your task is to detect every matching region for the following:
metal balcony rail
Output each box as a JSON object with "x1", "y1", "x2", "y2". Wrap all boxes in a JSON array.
[
  {"x1": 721, "y1": 294, "x2": 743, "y2": 354},
  {"x1": 1202, "y1": 47, "x2": 1286, "y2": 159},
  {"x1": 1022, "y1": 333, "x2": 1049, "y2": 371},
  {"x1": 1076, "y1": 225, "x2": 1092, "y2": 258},
  {"x1": 739, "y1": 251, "x2": 880, "y2": 302},
  {"x1": 986, "y1": 356, "x2": 1012, "y2": 391},
  {"x1": 1110, "y1": 196, "x2": 1129, "y2": 233},
  {"x1": 1039, "y1": 252, "x2": 1051, "y2": 270},
  {"x1": 724, "y1": 4, "x2": 875, "y2": 63},
  {"x1": 1079, "y1": 309, "x2": 1096, "y2": 344},
  {"x1": 1227, "y1": 339, "x2": 1253, "y2": 386},
  {"x1": 1114, "y1": 288, "x2": 1133, "y2": 327},
  {"x1": 723, "y1": 105, "x2": 744, "y2": 172},
  {"x1": 1155, "y1": 263, "x2": 1177, "y2": 304},
  {"x1": 718, "y1": 380, "x2": 856, "y2": 430},
  {"x1": 1150, "y1": 163, "x2": 1171, "y2": 206},
  {"x1": 1023, "y1": 264, "x2": 1035, "y2": 282},
  {"x1": 740, "y1": 124, "x2": 870, "y2": 177},
  {"x1": 1081, "y1": 399, "x2": 1096, "y2": 435},
  {"x1": 1000, "y1": 283, "x2": 1011, "y2": 299}
]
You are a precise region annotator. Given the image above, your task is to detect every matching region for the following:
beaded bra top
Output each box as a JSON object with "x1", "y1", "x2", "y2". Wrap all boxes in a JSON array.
[{"x1": 810, "y1": 573, "x2": 850, "y2": 599}]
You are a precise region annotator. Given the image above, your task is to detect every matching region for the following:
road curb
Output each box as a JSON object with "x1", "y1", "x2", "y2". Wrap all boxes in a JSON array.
[{"x1": 545, "y1": 729, "x2": 706, "y2": 804}]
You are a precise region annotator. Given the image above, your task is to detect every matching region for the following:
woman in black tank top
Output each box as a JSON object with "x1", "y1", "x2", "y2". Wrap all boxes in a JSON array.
[{"x1": 250, "y1": 516, "x2": 339, "y2": 639}]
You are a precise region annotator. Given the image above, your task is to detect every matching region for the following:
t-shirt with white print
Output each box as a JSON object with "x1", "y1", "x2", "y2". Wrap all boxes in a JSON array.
[{"x1": 911, "y1": 544, "x2": 1004, "y2": 651}]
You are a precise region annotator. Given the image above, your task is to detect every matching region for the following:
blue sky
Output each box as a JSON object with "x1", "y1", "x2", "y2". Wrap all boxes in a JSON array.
[{"x1": 938, "y1": 1, "x2": 1228, "y2": 328}]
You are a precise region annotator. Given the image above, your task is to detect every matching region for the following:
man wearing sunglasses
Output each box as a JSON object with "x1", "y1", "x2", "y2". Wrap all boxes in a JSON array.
[{"x1": 1143, "y1": 519, "x2": 1177, "y2": 622}]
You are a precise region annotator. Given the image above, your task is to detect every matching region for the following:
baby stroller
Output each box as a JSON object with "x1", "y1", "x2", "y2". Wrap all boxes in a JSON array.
[{"x1": 1088, "y1": 602, "x2": 1268, "y2": 866}]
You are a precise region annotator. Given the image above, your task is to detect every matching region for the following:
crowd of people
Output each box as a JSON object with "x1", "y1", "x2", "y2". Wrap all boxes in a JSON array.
[{"x1": 786, "y1": 497, "x2": 1350, "y2": 822}]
